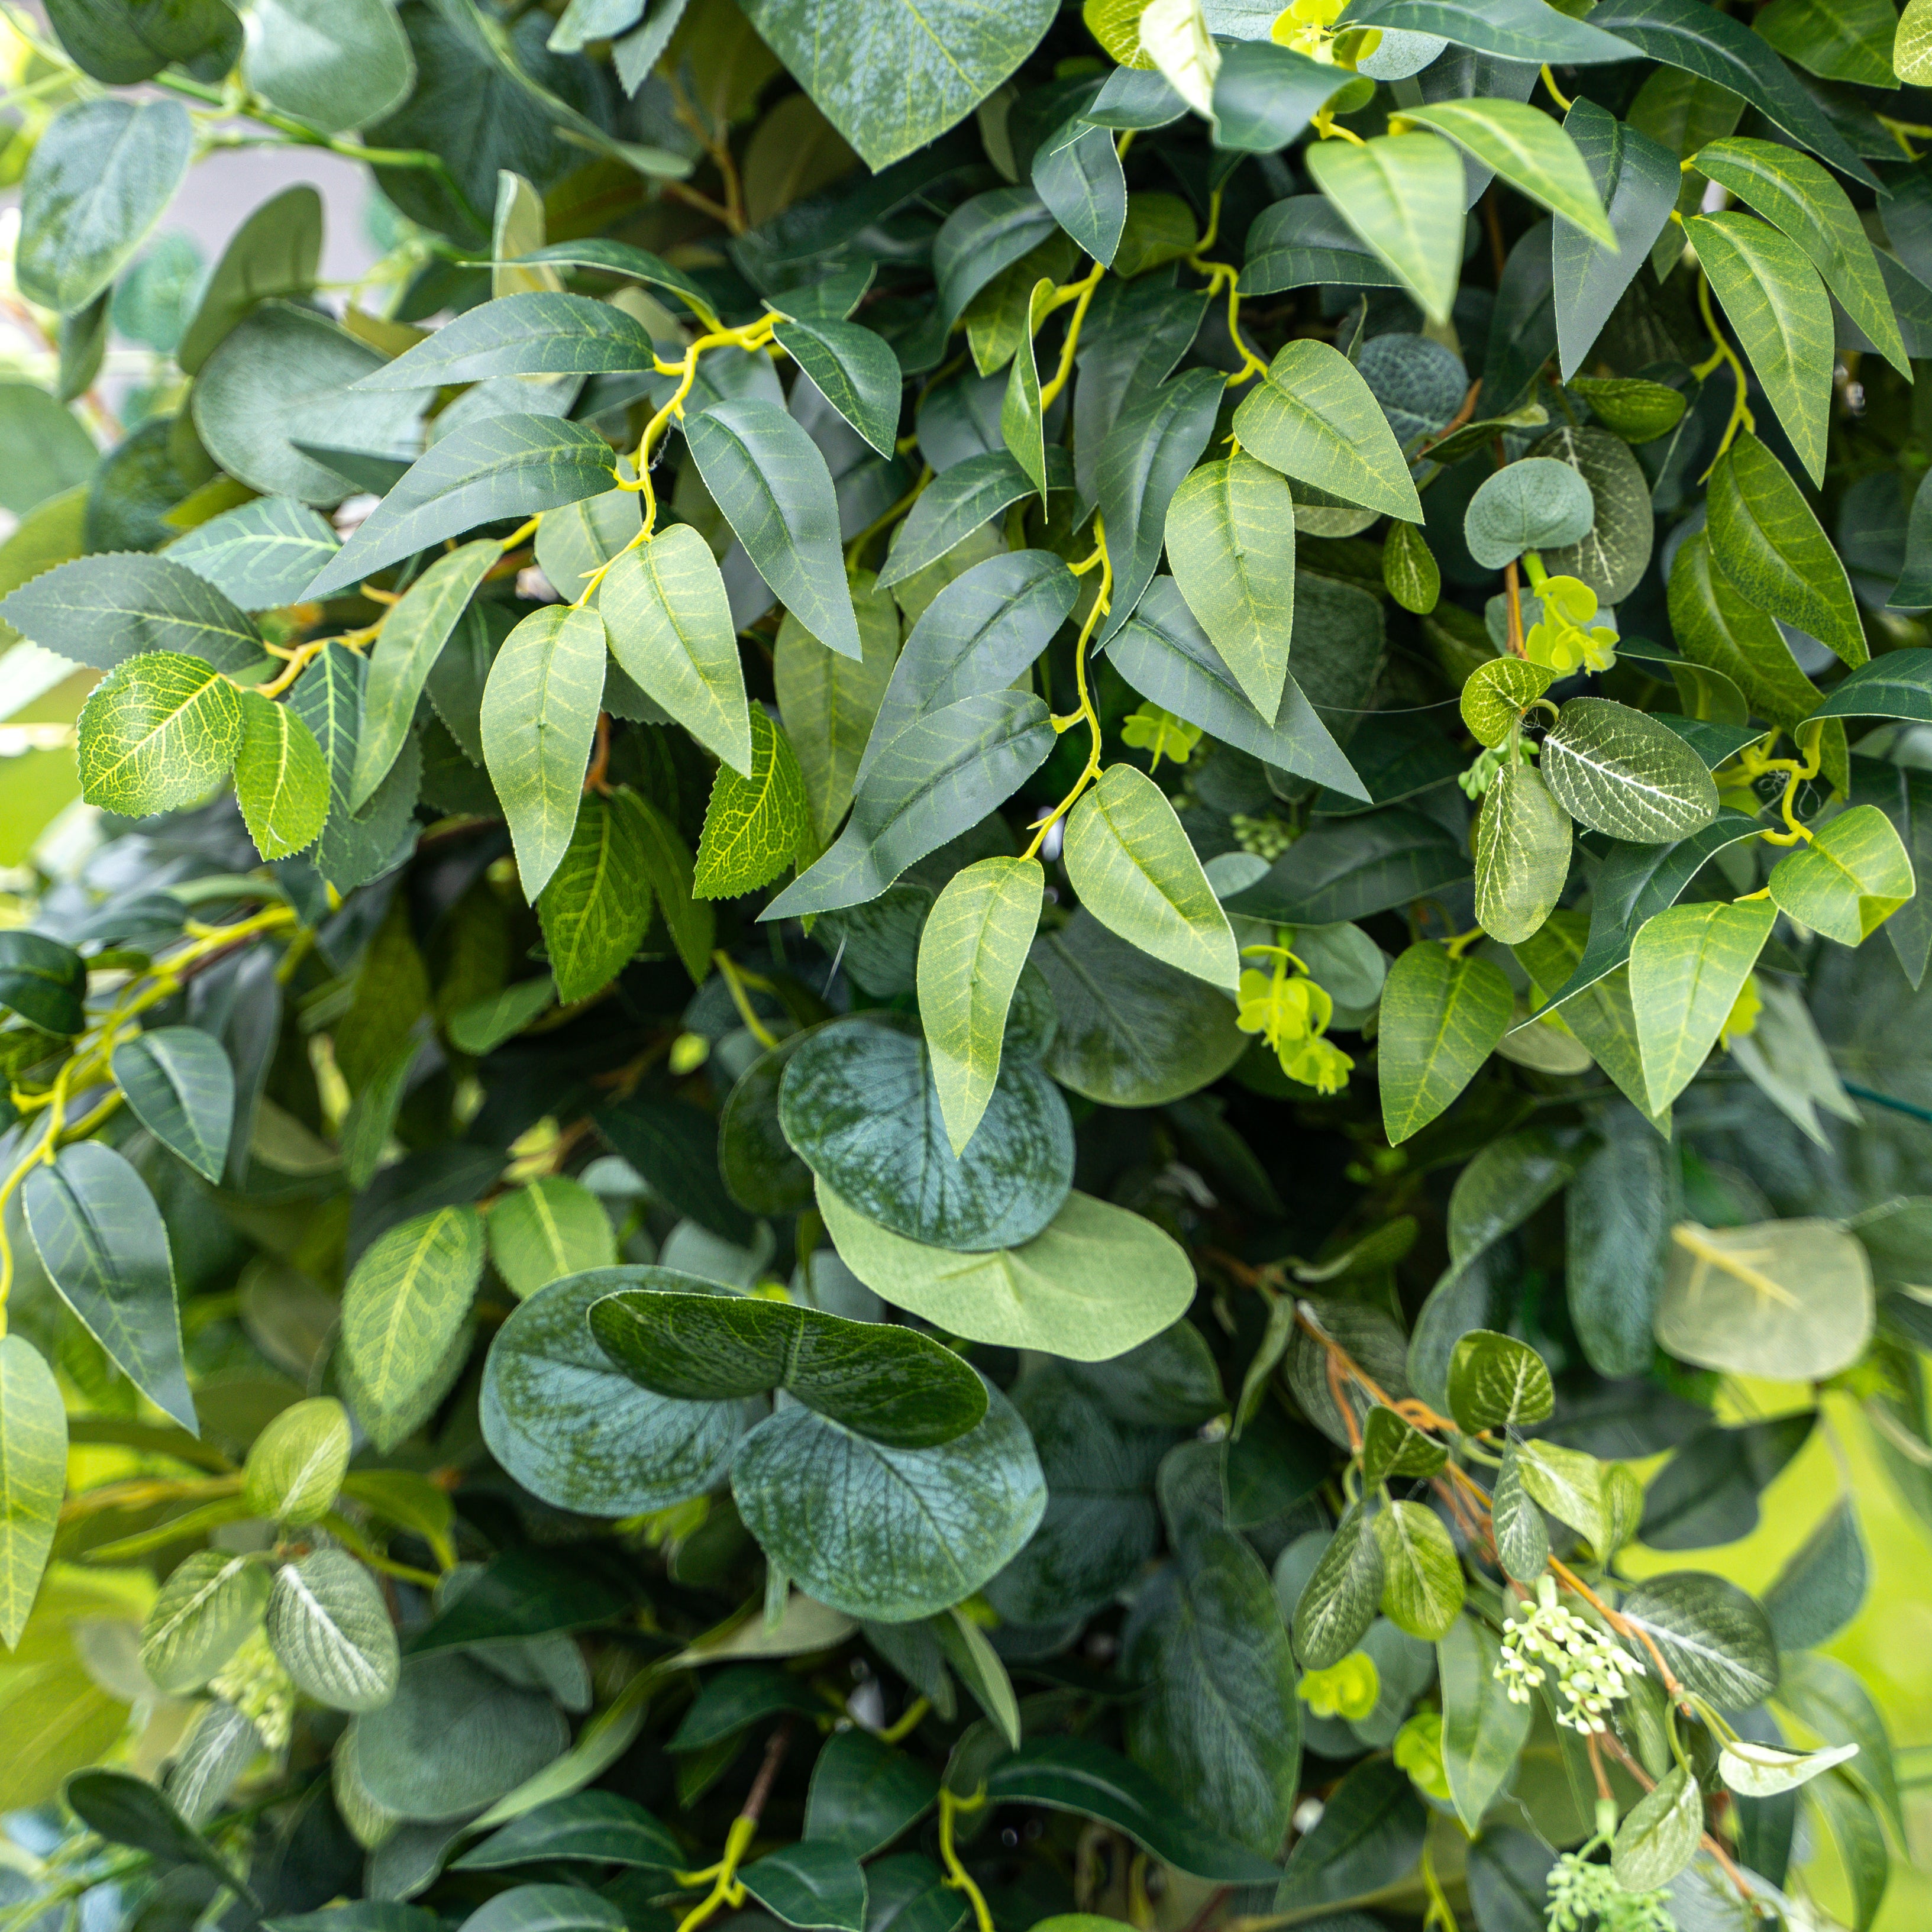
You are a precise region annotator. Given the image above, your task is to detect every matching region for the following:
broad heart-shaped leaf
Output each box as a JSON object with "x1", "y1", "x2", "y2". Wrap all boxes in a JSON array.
[
  {"x1": 167, "y1": 496, "x2": 342, "y2": 611},
  {"x1": 693, "y1": 705, "x2": 810, "y2": 897},
  {"x1": 586, "y1": 1277, "x2": 987, "y2": 1447},
  {"x1": 1446, "y1": 1330, "x2": 1554, "y2": 1432},
  {"x1": 351, "y1": 540, "x2": 499, "y2": 810},
  {"x1": 243, "y1": 0, "x2": 416, "y2": 133},
  {"x1": 1554, "y1": 99, "x2": 1681, "y2": 382},
  {"x1": 234, "y1": 690, "x2": 330, "y2": 861},
  {"x1": 305, "y1": 415, "x2": 619, "y2": 599},
  {"x1": 765, "y1": 690, "x2": 1055, "y2": 918},
  {"x1": 917, "y1": 856, "x2": 1045, "y2": 1156},
  {"x1": 1437, "y1": 1615, "x2": 1532, "y2": 1833},
  {"x1": 597, "y1": 526, "x2": 752, "y2": 776},
  {"x1": 1032, "y1": 113, "x2": 1126, "y2": 261},
  {"x1": 1688, "y1": 212, "x2": 1834, "y2": 487},
  {"x1": 1706, "y1": 433, "x2": 1866, "y2": 669},
  {"x1": 1164, "y1": 453, "x2": 1295, "y2": 721},
  {"x1": 1666, "y1": 532, "x2": 1822, "y2": 733},
  {"x1": 819, "y1": 1180, "x2": 1195, "y2": 1362},
  {"x1": 22, "y1": 1142, "x2": 193, "y2": 1431},
  {"x1": 1462, "y1": 658, "x2": 1554, "y2": 749},
  {"x1": 139, "y1": 1549, "x2": 269, "y2": 1695},
  {"x1": 77, "y1": 651, "x2": 244, "y2": 816},
  {"x1": 779, "y1": 1014, "x2": 1074, "y2": 1249},
  {"x1": 1095, "y1": 367, "x2": 1223, "y2": 644},
  {"x1": 1659, "y1": 1217, "x2": 1873, "y2": 1381},
  {"x1": 537, "y1": 789, "x2": 654, "y2": 1003},
  {"x1": 486, "y1": 1177, "x2": 616, "y2": 1300},
  {"x1": 481, "y1": 1271, "x2": 742, "y2": 1516},
  {"x1": 0, "y1": 1333, "x2": 67, "y2": 1649},
  {"x1": 774, "y1": 315, "x2": 903, "y2": 459},
  {"x1": 1629, "y1": 896, "x2": 1776, "y2": 1113},
  {"x1": 1769, "y1": 805, "x2": 1915, "y2": 945},
  {"x1": 1540, "y1": 697, "x2": 1720, "y2": 844},
  {"x1": 1106, "y1": 578, "x2": 1366, "y2": 798},
  {"x1": 1372, "y1": 1500, "x2": 1465, "y2": 1640},
  {"x1": 730, "y1": 1381, "x2": 1045, "y2": 1623},
  {"x1": 1700, "y1": 133, "x2": 1905, "y2": 379},
  {"x1": 1400, "y1": 99, "x2": 1615, "y2": 247},
  {"x1": 1620, "y1": 1572, "x2": 1778, "y2": 1711},
  {"x1": 356, "y1": 293, "x2": 658, "y2": 389},
  {"x1": 455, "y1": 1792, "x2": 683, "y2": 1872},
  {"x1": 776, "y1": 573, "x2": 899, "y2": 842},
  {"x1": 878, "y1": 450, "x2": 1050, "y2": 587},
  {"x1": 16, "y1": 98, "x2": 191, "y2": 313},
  {"x1": 111, "y1": 1028, "x2": 234, "y2": 1184},
  {"x1": 686, "y1": 396, "x2": 860, "y2": 661},
  {"x1": 1378, "y1": 944, "x2": 1514, "y2": 1144},
  {"x1": 738, "y1": 0, "x2": 1051, "y2": 169},
  {"x1": 0, "y1": 553, "x2": 267, "y2": 677},
  {"x1": 1343, "y1": 0, "x2": 1639, "y2": 62},
  {"x1": 1474, "y1": 763, "x2": 1572, "y2": 945},
  {"x1": 1302, "y1": 131, "x2": 1465, "y2": 327},
  {"x1": 266, "y1": 1548, "x2": 400, "y2": 1713},
  {"x1": 1232, "y1": 338, "x2": 1424, "y2": 525},
  {"x1": 1462, "y1": 458, "x2": 1595, "y2": 568},
  {"x1": 341, "y1": 1206, "x2": 486, "y2": 1452},
  {"x1": 0, "y1": 932, "x2": 85, "y2": 1036},
  {"x1": 1064, "y1": 764, "x2": 1239, "y2": 992},
  {"x1": 738, "y1": 1843, "x2": 868, "y2": 1932},
  {"x1": 479, "y1": 602, "x2": 606, "y2": 898}
]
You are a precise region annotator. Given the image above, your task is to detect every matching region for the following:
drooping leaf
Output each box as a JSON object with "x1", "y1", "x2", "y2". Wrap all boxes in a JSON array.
[
  {"x1": 1302, "y1": 131, "x2": 1466, "y2": 327},
  {"x1": 234, "y1": 691, "x2": 331, "y2": 861}
]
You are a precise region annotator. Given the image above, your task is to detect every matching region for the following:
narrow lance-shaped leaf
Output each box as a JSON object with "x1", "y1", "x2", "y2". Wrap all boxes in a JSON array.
[
  {"x1": 0, "y1": 1335, "x2": 66, "y2": 1649},
  {"x1": 111, "y1": 1028, "x2": 234, "y2": 1185},
  {"x1": 1000, "y1": 277, "x2": 1055, "y2": 504},
  {"x1": 1398, "y1": 99, "x2": 1616, "y2": 246}
]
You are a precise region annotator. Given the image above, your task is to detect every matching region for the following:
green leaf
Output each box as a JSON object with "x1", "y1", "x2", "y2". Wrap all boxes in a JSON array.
[
  {"x1": 1768, "y1": 803, "x2": 1915, "y2": 945},
  {"x1": 1378, "y1": 943, "x2": 1513, "y2": 1143},
  {"x1": 1447, "y1": 1330, "x2": 1554, "y2": 1433},
  {"x1": 0, "y1": 553, "x2": 268, "y2": 677},
  {"x1": 176, "y1": 183, "x2": 321, "y2": 375},
  {"x1": 17, "y1": 99, "x2": 192, "y2": 314},
  {"x1": 1688, "y1": 211, "x2": 1834, "y2": 486},
  {"x1": 0, "y1": 1335, "x2": 66, "y2": 1649},
  {"x1": 66, "y1": 1771, "x2": 253, "y2": 1899},
  {"x1": 1629, "y1": 896, "x2": 1776, "y2": 1112},
  {"x1": 289, "y1": 639, "x2": 423, "y2": 895},
  {"x1": 1527, "y1": 424, "x2": 1657, "y2": 605},
  {"x1": 307, "y1": 416, "x2": 619, "y2": 599},
  {"x1": 1289, "y1": 1506, "x2": 1382, "y2": 1670},
  {"x1": 1210, "y1": 40, "x2": 1348, "y2": 153},
  {"x1": 111, "y1": 1028, "x2": 233, "y2": 1185},
  {"x1": 686, "y1": 396, "x2": 860, "y2": 660},
  {"x1": 234, "y1": 690, "x2": 330, "y2": 861},
  {"x1": 587, "y1": 1276, "x2": 986, "y2": 1447},
  {"x1": 1512, "y1": 1438, "x2": 1608, "y2": 1551},
  {"x1": 1902, "y1": 0, "x2": 1932, "y2": 82},
  {"x1": 479, "y1": 602, "x2": 608, "y2": 898},
  {"x1": 804, "y1": 1736, "x2": 940, "y2": 1859},
  {"x1": 1400, "y1": 99, "x2": 1615, "y2": 246},
  {"x1": 451, "y1": 1889, "x2": 625, "y2": 1932},
  {"x1": 693, "y1": 705, "x2": 810, "y2": 898},
  {"x1": 43, "y1": 0, "x2": 237, "y2": 84},
  {"x1": 878, "y1": 451, "x2": 1045, "y2": 587},
  {"x1": 139, "y1": 1550, "x2": 269, "y2": 1695},
  {"x1": 1540, "y1": 697, "x2": 1720, "y2": 845},
  {"x1": 1274, "y1": 1754, "x2": 1426, "y2": 1914},
  {"x1": 351, "y1": 541, "x2": 499, "y2": 810},
  {"x1": 1694, "y1": 135, "x2": 1906, "y2": 377},
  {"x1": 1610, "y1": 1763, "x2": 1703, "y2": 1891},
  {"x1": 1233, "y1": 338, "x2": 1424, "y2": 524},
  {"x1": 1765, "y1": 1498, "x2": 1869, "y2": 1652},
  {"x1": 774, "y1": 315, "x2": 902, "y2": 460},
  {"x1": 1437, "y1": 1616, "x2": 1532, "y2": 1832},
  {"x1": 1756, "y1": 0, "x2": 1896, "y2": 84},
  {"x1": 1164, "y1": 453, "x2": 1296, "y2": 721},
  {"x1": 738, "y1": 1845, "x2": 868, "y2": 1932},
  {"x1": 0, "y1": 931, "x2": 84, "y2": 1036},
  {"x1": 242, "y1": 1396, "x2": 350, "y2": 1524},
  {"x1": 1382, "y1": 520, "x2": 1440, "y2": 615},
  {"x1": 456, "y1": 1792, "x2": 682, "y2": 1872},
  {"x1": 1666, "y1": 531, "x2": 1821, "y2": 732},
  {"x1": 819, "y1": 1179, "x2": 1194, "y2": 1362},
  {"x1": 168, "y1": 497, "x2": 343, "y2": 611},
  {"x1": 1817, "y1": 647, "x2": 1932, "y2": 721},
  {"x1": 358, "y1": 293, "x2": 658, "y2": 389},
  {"x1": 1491, "y1": 1445, "x2": 1549, "y2": 1582},
  {"x1": 1342, "y1": 0, "x2": 1640, "y2": 64},
  {"x1": 1302, "y1": 131, "x2": 1465, "y2": 327},
  {"x1": 1063, "y1": 763, "x2": 1239, "y2": 991},
  {"x1": 615, "y1": 789, "x2": 712, "y2": 984},
  {"x1": 342, "y1": 1207, "x2": 486, "y2": 1452},
  {"x1": 1032, "y1": 114, "x2": 1126, "y2": 262},
  {"x1": 1462, "y1": 658, "x2": 1555, "y2": 750},
  {"x1": 776, "y1": 573, "x2": 899, "y2": 843},
  {"x1": 1372, "y1": 1500, "x2": 1464, "y2": 1640},
  {"x1": 1569, "y1": 375, "x2": 1688, "y2": 443},
  {"x1": 1563, "y1": 1101, "x2": 1673, "y2": 1373},
  {"x1": 731, "y1": 1384, "x2": 1045, "y2": 1622},
  {"x1": 1238, "y1": 193, "x2": 1404, "y2": 297},
  {"x1": 507, "y1": 240, "x2": 720, "y2": 329},
  {"x1": 1659, "y1": 1217, "x2": 1873, "y2": 1381},
  {"x1": 536, "y1": 790, "x2": 654, "y2": 1003},
  {"x1": 486, "y1": 1177, "x2": 615, "y2": 1300},
  {"x1": 1620, "y1": 1571, "x2": 1778, "y2": 1710},
  {"x1": 1462, "y1": 458, "x2": 1595, "y2": 568},
  {"x1": 1474, "y1": 763, "x2": 1572, "y2": 945},
  {"x1": 244, "y1": 0, "x2": 416, "y2": 133},
  {"x1": 23, "y1": 1142, "x2": 192, "y2": 1431},
  {"x1": 998, "y1": 277, "x2": 1054, "y2": 503},
  {"x1": 266, "y1": 1549, "x2": 400, "y2": 1713}
]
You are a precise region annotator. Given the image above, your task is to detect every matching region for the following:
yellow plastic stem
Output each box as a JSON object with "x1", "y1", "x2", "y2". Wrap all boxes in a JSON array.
[
  {"x1": 1021, "y1": 525, "x2": 1112, "y2": 860},
  {"x1": 936, "y1": 1789, "x2": 995, "y2": 1932}
]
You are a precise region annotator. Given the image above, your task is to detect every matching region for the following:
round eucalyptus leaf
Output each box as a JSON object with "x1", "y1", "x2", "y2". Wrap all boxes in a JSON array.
[
  {"x1": 1462, "y1": 458, "x2": 1596, "y2": 570},
  {"x1": 1356, "y1": 333, "x2": 1468, "y2": 447},
  {"x1": 778, "y1": 1014, "x2": 1074, "y2": 1251},
  {"x1": 730, "y1": 1382, "x2": 1046, "y2": 1623},
  {"x1": 480, "y1": 1271, "x2": 744, "y2": 1516},
  {"x1": 719, "y1": 1027, "x2": 822, "y2": 1216}
]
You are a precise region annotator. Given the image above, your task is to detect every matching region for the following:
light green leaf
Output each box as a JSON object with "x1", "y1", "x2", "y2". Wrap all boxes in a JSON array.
[
  {"x1": 774, "y1": 571, "x2": 899, "y2": 842},
  {"x1": 492, "y1": 170, "x2": 562, "y2": 299},
  {"x1": 17, "y1": 99, "x2": 192, "y2": 314},
  {"x1": 1540, "y1": 697, "x2": 1720, "y2": 845},
  {"x1": 1063, "y1": 763, "x2": 1238, "y2": 991},
  {"x1": 774, "y1": 315, "x2": 903, "y2": 459},
  {"x1": 1659, "y1": 1217, "x2": 1873, "y2": 1381},
  {"x1": 1688, "y1": 211, "x2": 1834, "y2": 486},
  {"x1": 0, "y1": 1334, "x2": 63, "y2": 1650},
  {"x1": 243, "y1": 0, "x2": 416, "y2": 134},
  {"x1": 77, "y1": 650, "x2": 244, "y2": 816},
  {"x1": 1461, "y1": 658, "x2": 1554, "y2": 749},
  {"x1": 1718, "y1": 1738, "x2": 1860, "y2": 1799},
  {"x1": 1372, "y1": 1501, "x2": 1463, "y2": 1640},
  {"x1": 1666, "y1": 531, "x2": 1822, "y2": 732},
  {"x1": 140, "y1": 1550, "x2": 269, "y2": 1695},
  {"x1": 819, "y1": 1180, "x2": 1195, "y2": 1362},
  {"x1": 1513, "y1": 1438, "x2": 1608, "y2": 1551},
  {"x1": 1474, "y1": 763, "x2": 1572, "y2": 945},
  {"x1": 234, "y1": 690, "x2": 330, "y2": 860},
  {"x1": 0, "y1": 553, "x2": 269, "y2": 677},
  {"x1": 1382, "y1": 520, "x2": 1439, "y2": 616},
  {"x1": 1768, "y1": 805, "x2": 1915, "y2": 945},
  {"x1": 266, "y1": 1549, "x2": 400, "y2": 1713},
  {"x1": 342, "y1": 1208, "x2": 487, "y2": 1452},
  {"x1": 479, "y1": 602, "x2": 608, "y2": 898},
  {"x1": 1400, "y1": 98, "x2": 1615, "y2": 245},
  {"x1": 1629, "y1": 896, "x2": 1777, "y2": 1112},
  {"x1": 1447, "y1": 1330, "x2": 1554, "y2": 1433},
  {"x1": 1437, "y1": 1616, "x2": 1531, "y2": 1833},
  {"x1": 1377, "y1": 944, "x2": 1514, "y2": 1143},
  {"x1": 1302, "y1": 131, "x2": 1465, "y2": 327},
  {"x1": 242, "y1": 1396, "x2": 351, "y2": 1526},
  {"x1": 1491, "y1": 1446, "x2": 1549, "y2": 1582},
  {"x1": 693, "y1": 705, "x2": 811, "y2": 899},
  {"x1": 351, "y1": 540, "x2": 499, "y2": 810},
  {"x1": 111, "y1": 1028, "x2": 233, "y2": 1185},
  {"x1": 486, "y1": 1177, "x2": 616, "y2": 1300},
  {"x1": 1757, "y1": 0, "x2": 1895, "y2": 85},
  {"x1": 916, "y1": 856, "x2": 1045, "y2": 1156},
  {"x1": 1232, "y1": 338, "x2": 1424, "y2": 524},
  {"x1": 1611, "y1": 1763, "x2": 1702, "y2": 1892},
  {"x1": 1164, "y1": 453, "x2": 1296, "y2": 721},
  {"x1": 1902, "y1": 0, "x2": 1932, "y2": 82},
  {"x1": 1567, "y1": 376, "x2": 1688, "y2": 443},
  {"x1": 536, "y1": 790, "x2": 654, "y2": 1003}
]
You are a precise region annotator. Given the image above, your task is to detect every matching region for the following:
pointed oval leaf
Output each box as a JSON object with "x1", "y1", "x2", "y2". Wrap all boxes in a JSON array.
[
  {"x1": 773, "y1": 315, "x2": 903, "y2": 458},
  {"x1": 1373, "y1": 1500, "x2": 1465, "y2": 1640},
  {"x1": 1611, "y1": 1762, "x2": 1704, "y2": 1892},
  {"x1": 1474, "y1": 762, "x2": 1572, "y2": 944},
  {"x1": 1629, "y1": 896, "x2": 1776, "y2": 1113},
  {"x1": 1378, "y1": 944, "x2": 1514, "y2": 1143},
  {"x1": 1302, "y1": 131, "x2": 1465, "y2": 327},
  {"x1": 243, "y1": 1395, "x2": 351, "y2": 1524},
  {"x1": 1768, "y1": 803, "x2": 1915, "y2": 945},
  {"x1": 77, "y1": 650, "x2": 245, "y2": 816},
  {"x1": 1401, "y1": 98, "x2": 1616, "y2": 245},
  {"x1": 693, "y1": 704, "x2": 810, "y2": 898},
  {"x1": 234, "y1": 690, "x2": 331, "y2": 860},
  {"x1": 355, "y1": 292, "x2": 659, "y2": 389},
  {"x1": 535, "y1": 790, "x2": 655, "y2": 1003},
  {"x1": 140, "y1": 1549, "x2": 270, "y2": 1695},
  {"x1": 1540, "y1": 697, "x2": 1720, "y2": 844},
  {"x1": 266, "y1": 1549, "x2": 400, "y2": 1712},
  {"x1": 0, "y1": 1334, "x2": 64, "y2": 1650}
]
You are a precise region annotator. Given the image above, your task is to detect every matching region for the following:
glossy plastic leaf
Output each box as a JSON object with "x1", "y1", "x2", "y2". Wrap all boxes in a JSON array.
[
  {"x1": 1302, "y1": 132, "x2": 1466, "y2": 327},
  {"x1": 878, "y1": 451, "x2": 1048, "y2": 587},
  {"x1": 1378, "y1": 944, "x2": 1514, "y2": 1143},
  {"x1": 1629, "y1": 896, "x2": 1776, "y2": 1113},
  {"x1": 0, "y1": 932, "x2": 85, "y2": 1036},
  {"x1": 111, "y1": 1028, "x2": 234, "y2": 1184},
  {"x1": 1620, "y1": 1571, "x2": 1778, "y2": 1710},
  {"x1": 776, "y1": 573, "x2": 899, "y2": 841},
  {"x1": 738, "y1": 1844, "x2": 868, "y2": 1932},
  {"x1": 455, "y1": 1792, "x2": 682, "y2": 1872}
]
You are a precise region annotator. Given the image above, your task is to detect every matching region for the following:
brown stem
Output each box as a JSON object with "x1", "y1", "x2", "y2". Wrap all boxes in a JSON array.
[
  {"x1": 1420, "y1": 378, "x2": 1483, "y2": 453},
  {"x1": 584, "y1": 712, "x2": 612, "y2": 793},
  {"x1": 1504, "y1": 558, "x2": 1526, "y2": 658},
  {"x1": 1547, "y1": 1555, "x2": 1685, "y2": 1704},
  {"x1": 1326, "y1": 1348, "x2": 1364, "y2": 1452},
  {"x1": 742, "y1": 1719, "x2": 794, "y2": 1824}
]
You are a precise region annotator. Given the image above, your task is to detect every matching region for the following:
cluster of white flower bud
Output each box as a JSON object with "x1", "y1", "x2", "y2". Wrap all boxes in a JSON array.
[
  {"x1": 1495, "y1": 1575, "x2": 1644, "y2": 1734},
  {"x1": 1545, "y1": 1849, "x2": 1675, "y2": 1932}
]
